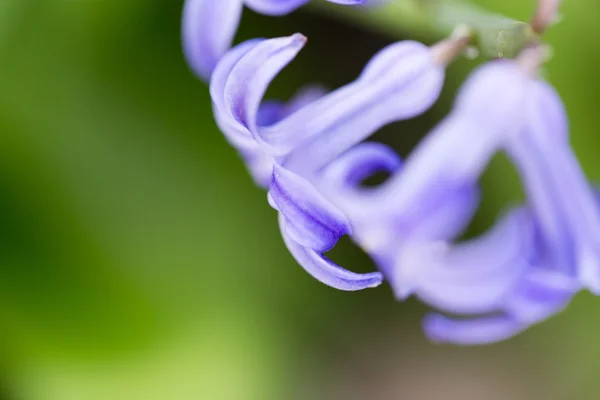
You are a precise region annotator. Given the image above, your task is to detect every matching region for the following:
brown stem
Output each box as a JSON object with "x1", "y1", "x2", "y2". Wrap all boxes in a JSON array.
[
  {"x1": 530, "y1": 0, "x2": 561, "y2": 34},
  {"x1": 516, "y1": 45, "x2": 549, "y2": 77},
  {"x1": 430, "y1": 25, "x2": 473, "y2": 65}
]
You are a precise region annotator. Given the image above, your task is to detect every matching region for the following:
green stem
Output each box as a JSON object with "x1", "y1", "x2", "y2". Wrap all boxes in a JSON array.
[{"x1": 309, "y1": 0, "x2": 537, "y2": 59}]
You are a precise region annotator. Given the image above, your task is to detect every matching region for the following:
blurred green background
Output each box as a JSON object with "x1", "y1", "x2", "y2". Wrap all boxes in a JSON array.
[{"x1": 1, "y1": 0, "x2": 600, "y2": 399}]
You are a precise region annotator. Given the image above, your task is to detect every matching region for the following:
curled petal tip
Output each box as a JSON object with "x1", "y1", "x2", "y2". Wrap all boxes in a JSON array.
[
  {"x1": 291, "y1": 33, "x2": 308, "y2": 45},
  {"x1": 423, "y1": 314, "x2": 521, "y2": 346},
  {"x1": 281, "y1": 218, "x2": 383, "y2": 291},
  {"x1": 270, "y1": 164, "x2": 351, "y2": 252},
  {"x1": 422, "y1": 314, "x2": 452, "y2": 344},
  {"x1": 222, "y1": 34, "x2": 307, "y2": 138},
  {"x1": 328, "y1": 0, "x2": 367, "y2": 4}
]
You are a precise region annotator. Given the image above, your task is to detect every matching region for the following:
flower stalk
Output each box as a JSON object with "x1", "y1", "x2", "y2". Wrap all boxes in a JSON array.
[{"x1": 309, "y1": 0, "x2": 539, "y2": 59}]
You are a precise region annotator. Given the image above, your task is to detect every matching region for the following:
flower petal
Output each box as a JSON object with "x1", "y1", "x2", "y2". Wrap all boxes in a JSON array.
[
  {"x1": 394, "y1": 209, "x2": 534, "y2": 314},
  {"x1": 257, "y1": 85, "x2": 328, "y2": 126},
  {"x1": 423, "y1": 269, "x2": 578, "y2": 345},
  {"x1": 244, "y1": 0, "x2": 309, "y2": 15},
  {"x1": 502, "y1": 269, "x2": 578, "y2": 323},
  {"x1": 279, "y1": 216, "x2": 383, "y2": 291},
  {"x1": 423, "y1": 314, "x2": 526, "y2": 345},
  {"x1": 270, "y1": 164, "x2": 351, "y2": 252},
  {"x1": 375, "y1": 61, "x2": 533, "y2": 218},
  {"x1": 508, "y1": 80, "x2": 600, "y2": 291},
  {"x1": 221, "y1": 39, "x2": 443, "y2": 183},
  {"x1": 409, "y1": 184, "x2": 480, "y2": 241},
  {"x1": 245, "y1": 0, "x2": 367, "y2": 14},
  {"x1": 223, "y1": 33, "x2": 307, "y2": 138},
  {"x1": 327, "y1": 0, "x2": 368, "y2": 4},
  {"x1": 210, "y1": 39, "x2": 274, "y2": 186},
  {"x1": 319, "y1": 142, "x2": 401, "y2": 194},
  {"x1": 212, "y1": 41, "x2": 326, "y2": 187},
  {"x1": 182, "y1": 0, "x2": 244, "y2": 80},
  {"x1": 279, "y1": 41, "x2": 445, "y2": 170},
  {"x1": 211, "y1": 39, "x2": 264, "y2": 149}
]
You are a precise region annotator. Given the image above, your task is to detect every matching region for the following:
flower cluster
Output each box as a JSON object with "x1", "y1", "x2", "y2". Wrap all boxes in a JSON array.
[{"x1": 182, "y1": 0, "x2": 600, "y2": 344}]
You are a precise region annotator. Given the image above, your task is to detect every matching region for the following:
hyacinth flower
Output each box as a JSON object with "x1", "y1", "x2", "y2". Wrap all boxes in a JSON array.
[
  {"x1": 419, "y1": 50, "x2": 600, "y2": 345},
  {"x1": 506, "y1": 79, "x2": 600, "y2": 295},
  {"x1": 411, "y1": 1, "x2": 600, "y2": 344},
  {"x1": 210, "y1": 31, "x2": 472, "y2": 290},
  {"x1": 326, "y1": 42, "x2": 600, "y2": 344},
  {"x1": 308, "y1": 0, "x2": 598, "y2": 344},
  {"x1": 320, "y1": 55, "x2": 536, "y2": 305},
  {"x1": 182, "y1": 0, "x2": 370, "y2": 80},
  {"x1": 181, "y1": 0, "x2": 596, "y2": 345}
]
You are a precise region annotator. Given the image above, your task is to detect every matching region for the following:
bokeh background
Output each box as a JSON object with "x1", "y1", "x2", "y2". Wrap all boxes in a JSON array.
[{"x1": 1, "y1": 0, "x2": 600, "y2": 399}]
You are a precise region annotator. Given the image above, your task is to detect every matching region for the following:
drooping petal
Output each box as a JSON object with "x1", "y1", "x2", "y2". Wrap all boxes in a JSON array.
[
  {"x1": 508, "y1": 80, "x2": 600, "y2": 292},
  {"x1": 408, "y1": 184, "x2": 480, "y2": 242},
  {"x1": 212, "y1": 39, "x2": 324, "y2": 187},
  {"x1": 182, "y1": 0, "x2": 244, "y2": 80},
  {"x1": 245, "y1": 0, "x2": 367, "y2": 14},
  {"x1": 507, "y1": 132, "x2": 572, "y2": 274},
  {"x1": 423, "y1": 269, "x2": 578, "y2": 345},
  {"x1": 279, "y1": 216, "x2": 383, "y2": 291},
  {"x1": 224, "y1": 33, "x2": 307, "y2": 138},
  {"x1": 423, "y1": 314, "x2": 526, "y2": 346},
  {"x1": 502, "y1": 268, "x2": 578, "y2": 323},
  {"x1": 270, "y1": 164, "x2": 351, "y2": 252},
  {"x1": 210, "y1": 39, "x2": 273, "y2": 186},
  {"x1": 315, "y1": 143, "x2": 405, "y2": 265},
  {"x1": 327, "y1": 0, "x2": 368, "y2": 4},
  {"x1": 317, "y1": 145, "x2": 479, "y2": 285},
  {"x1": 211, "y1": 38, "x2": 264, "y2": 148},
  {"x1": 419, "y1": 182, "x2": 600, "y2": 346},
  {"x1": 394, "y1": 209, "x2": 534, "y2": 314}
]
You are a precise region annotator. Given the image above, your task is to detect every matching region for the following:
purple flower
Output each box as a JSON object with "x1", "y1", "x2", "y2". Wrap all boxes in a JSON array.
[
  {"x1": 185, "y1": 0, "x2": 588, "y2": 345},
  {"x1": 324, "y1": 50, "x2": 599, "y2": 344},
  {"x1": 210, "y1": 34, "x2": 446, "y2": 290},
  {"x1": 322, "y1": 60, "x2": 532, "y2": 290},
  {"x1": 420, "y1": 67, "x2": 600, "y2": 345},
  {"x1": 182, "y1": 0, "x2": 368, "y2": 80},
  {"x1": 506, "y1": 80, "x2": 600, "y2": 294}
]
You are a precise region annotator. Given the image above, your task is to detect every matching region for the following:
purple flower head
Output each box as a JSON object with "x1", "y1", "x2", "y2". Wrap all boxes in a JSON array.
[
  {"x1": 210, "y1": 33, "x2": 447, "y2": 289},
  {"x1": 326, "y1": 47, "x2": 599, "y2": 344},
  {"x1": 321, "y1": 59, "x2": 533, "y2": 288},
  {"x1": 183, "y1": 0, "x2": 589, "y2": 345},
  {"x1": 420, "y1": 54, "x2": 600, "y2": 345},
  {"x1": 182, "y1": 0, "x2": 368, "y2": 80}
]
